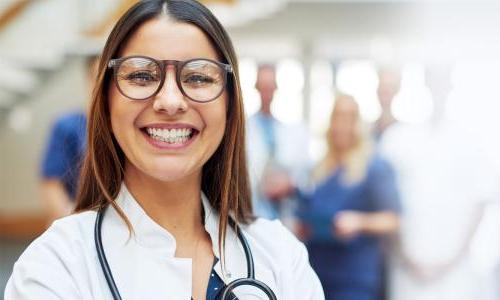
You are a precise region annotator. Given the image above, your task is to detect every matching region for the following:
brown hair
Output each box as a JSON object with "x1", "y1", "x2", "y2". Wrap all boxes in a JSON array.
[{"x1": 75, "y1": 0, "x2": 253, "y2": 258}]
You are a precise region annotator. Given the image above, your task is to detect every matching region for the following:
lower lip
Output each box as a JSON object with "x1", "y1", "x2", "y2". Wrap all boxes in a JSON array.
[{"x1": 141, "y1": 129, "x2": 198, "y2": 150}]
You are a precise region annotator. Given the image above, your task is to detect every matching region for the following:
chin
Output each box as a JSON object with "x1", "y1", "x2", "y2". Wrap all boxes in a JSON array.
[{"x1": 145, "y1": 163, "x2": 200, "y2": 183}]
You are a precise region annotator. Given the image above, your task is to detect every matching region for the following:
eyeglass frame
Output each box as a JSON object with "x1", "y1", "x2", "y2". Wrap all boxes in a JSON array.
[{"x1": 107, "y1": 55, "x2": 233, "y2": 103}]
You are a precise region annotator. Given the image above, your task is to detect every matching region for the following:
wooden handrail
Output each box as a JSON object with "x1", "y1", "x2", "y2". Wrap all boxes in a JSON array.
[
  {"x1": 85, "y1": 0, "x2": 138, "y2": 37},
  {"x1": 200, "y1": 0, "x2": 236, "y2": 3},
  {"x1": 85, "y1": 0, "x2": 236, "y2": 38},
  {"x1": 0, "y1": 0, "x2": 33, "y2": 31},
  {"x1": 0, "y1": 213, "x2": 48, "y2": 240},
  {"x1": 0, "y1": 0, "x2": 236, "y2": 36}
]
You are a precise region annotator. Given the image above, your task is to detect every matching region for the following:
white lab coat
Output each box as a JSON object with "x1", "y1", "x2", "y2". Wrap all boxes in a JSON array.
[
  {"x1": 246, "y1": 113, "x2": 311, "y2": 220},
  {"x1": 5, "y1": 183, "x2": 324, "y2": 300},
  {"x1": 380, "y1": 120, "x2": 497, "y2": 300}
]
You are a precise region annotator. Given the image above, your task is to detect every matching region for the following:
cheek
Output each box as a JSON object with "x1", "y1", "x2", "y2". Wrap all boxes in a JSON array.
[
  {"x1": 108, "y1": 87, "x2": 141, "y2": 148},
  {"x1": 208, "y1": 101, "x2": 227, "y2": 142},
  {"x1": 109, "y1": 87, "x2": 128, "y2": 137},
  {"x1": 200, "y1": 97, "x2": 228, "y2": 157},
  {"x1": 108, "y1": 87, "x2": 120, "y2": 134}
]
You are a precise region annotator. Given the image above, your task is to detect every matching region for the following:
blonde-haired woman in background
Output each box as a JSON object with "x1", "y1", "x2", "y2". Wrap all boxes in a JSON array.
[{"x1": 296, "y1": 94, "x2": 401, "y2": 300}]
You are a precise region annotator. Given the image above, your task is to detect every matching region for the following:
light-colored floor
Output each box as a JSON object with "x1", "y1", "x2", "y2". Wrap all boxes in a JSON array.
[{"x1": 0, "y1": 239, "x2": 30, "y2": 300}]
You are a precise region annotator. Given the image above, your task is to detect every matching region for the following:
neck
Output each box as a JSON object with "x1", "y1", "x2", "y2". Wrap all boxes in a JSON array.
[
  {"x1": 378, "y1": 110, "x2": 395, "y2": 123},
  {"x1": 260, "y1": 104, "x2": 272, "y2": 116},
  {"x1": 123, "y1": 164, "x2": 205, "y2": 243},
  {"x1": 332, "y1": 146, "x2": 349, "y2": 163},
  {"x1": 430, "y1": 111, "x2": 445, "y2": 127}
]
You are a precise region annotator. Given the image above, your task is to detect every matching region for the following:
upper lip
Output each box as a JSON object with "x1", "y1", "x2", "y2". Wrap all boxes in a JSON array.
[{"x1": 141, "y1": 123, "x2": 200, "y2": 131}]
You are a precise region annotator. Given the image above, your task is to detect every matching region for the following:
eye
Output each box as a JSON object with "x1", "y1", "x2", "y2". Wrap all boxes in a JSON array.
[
  {"x1": 123, "y1": 71, "x2": 159, "y2": 86},
  {"x1": 182, "y1": 73, "x2": 217, "y2": 86}
]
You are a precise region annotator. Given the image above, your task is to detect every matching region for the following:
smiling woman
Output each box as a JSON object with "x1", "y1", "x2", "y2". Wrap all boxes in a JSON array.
[{"x1": 4, "y1": 1, "x2": 324, "y2": 300}]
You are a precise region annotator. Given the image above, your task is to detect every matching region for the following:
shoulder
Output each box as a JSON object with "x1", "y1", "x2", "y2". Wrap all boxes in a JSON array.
[
  {"x1": 379, "y1": 122, "x2": 428, "y2": 154},
  {"x1": 246, "y1": 113, "x2": 262, "y2": 130},
  {"x1": 242, "y1": 218, "x2": 325, "y2": 299},
  {"x1": 5, "y1": 211, "x2": 96, "y2": 299},
  {"x1": 15, "y1": 211, "x2": 96, "y2": 263},
  {"x1": 244, "y1": 218, "x2": 297, "y2": 244},
  {"x1": 13, "y1": 211, "x2": 96, "y2": 266},
  {"x1": 242, "y1": 218, "x2": 311, "y2": 273},
  {"x1": 48, "y1": 210, "x2": 96, "y2": 240},
  {"x1": 246, "y1": 113, "x2": 260, "y2": 124},
  {"x1": 368, "y1": 154, "x2": 393, "y2": 173},
  {"x1": 364, "y1": 155, "x2": 397, "y2": 185}
]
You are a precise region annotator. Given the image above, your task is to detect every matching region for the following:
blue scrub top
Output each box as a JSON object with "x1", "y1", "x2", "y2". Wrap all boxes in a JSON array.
[
  {"x1": 41, "y1": 112, "x2": 87, "y2": 199},
  {"x1": 297, "y1": 155, "x2": 400, "y2": 289},
  {"x1": 206, "y1": 258, "x2": 237, "y2": 300}
]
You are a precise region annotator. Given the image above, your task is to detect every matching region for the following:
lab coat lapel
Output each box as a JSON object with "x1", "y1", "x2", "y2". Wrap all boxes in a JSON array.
[
  {"x1": 101, "y1": 185, "x2": 193, "y2": 299},
  {"x1": 201, "y1": 194, "x2": 247, "y2": 285},
  {"x1": 201, "y1": 194, "x2": 279, "y2": 298}
]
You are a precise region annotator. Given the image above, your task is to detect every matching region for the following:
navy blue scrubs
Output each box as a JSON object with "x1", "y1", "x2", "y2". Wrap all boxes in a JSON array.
[
  {"x1": 206, "y1": 258, "x2": 237, "y2": 300},
  {"x1": 297, "y1": 155, "x2": 400, "y2": 300},
  {"x1": 206, "y1": 267, "x2": 225, "y2": 300},
  {"x1": 41, "y1": 112, "x2": 87, "y2": 199}
]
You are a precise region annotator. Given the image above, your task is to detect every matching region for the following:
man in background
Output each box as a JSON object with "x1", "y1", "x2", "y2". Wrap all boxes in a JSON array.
[
  {"x1": 380, "y1": 64, "x2": 496, "y2": 300},
  {"x1": 39, "y1": 55, "x2": 98, "y2": 223},
  {"x1": 246, "y1": 64, "x2": 311, "y2": 224},
  {"x1": 373, "y1": 66, "x2": 401, "y2": 142}
]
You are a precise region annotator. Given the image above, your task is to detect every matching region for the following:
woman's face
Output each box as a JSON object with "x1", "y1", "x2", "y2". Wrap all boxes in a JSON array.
[
  {"x1": 330, "y1": 98, "x2": 358, "y2": 152},
  {"x1": 109, "y1": 17, "x2": 227, "y2": 183}
]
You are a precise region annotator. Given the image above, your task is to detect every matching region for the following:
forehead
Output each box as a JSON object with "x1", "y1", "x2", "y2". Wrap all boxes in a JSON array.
[
  {"x1": 334, "y1": 99, "x2": 358, "y2": 115},
  {"x1": 257, "y1": 68, "x2": 275, "y2": 81},
  {"x1": 120, "y1": 17, "x2": 220, "y2": 61}
]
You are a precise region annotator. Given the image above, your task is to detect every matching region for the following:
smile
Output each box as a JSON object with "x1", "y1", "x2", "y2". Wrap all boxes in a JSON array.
[
  {"x1": 141, "y1": 124, "x2": 200, "y2": 150},
  {"x1": 146, "y1": 127, "x2": 195, "y2": 144}
]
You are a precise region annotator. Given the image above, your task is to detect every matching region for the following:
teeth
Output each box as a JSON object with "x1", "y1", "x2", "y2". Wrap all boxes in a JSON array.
[{"x1": 146, "y1": 127, "x2": 193, "y2": 144}]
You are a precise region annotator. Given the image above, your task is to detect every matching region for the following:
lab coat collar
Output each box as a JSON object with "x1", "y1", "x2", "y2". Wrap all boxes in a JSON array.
[
  {"x1": 201, "y1": 192, "x2": 247, "y2": 283},
  {"x1": 114, "y1": 183, "x2": 247, "y2": 283}
]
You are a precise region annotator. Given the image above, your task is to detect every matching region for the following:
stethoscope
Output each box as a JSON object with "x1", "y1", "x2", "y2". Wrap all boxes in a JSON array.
[{"x1": 95, "y1": 205, "x2": 278, "y2": 300}]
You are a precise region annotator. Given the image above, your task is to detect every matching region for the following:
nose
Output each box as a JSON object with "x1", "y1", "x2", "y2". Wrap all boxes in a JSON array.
[{"x1": 152, "y1": 66, "x2": 188, "y2": 115}]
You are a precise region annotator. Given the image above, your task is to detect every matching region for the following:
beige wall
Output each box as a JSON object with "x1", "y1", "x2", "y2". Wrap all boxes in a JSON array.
[{"x1": 0, "y1": 59, "x2": 87, "y2": 213}]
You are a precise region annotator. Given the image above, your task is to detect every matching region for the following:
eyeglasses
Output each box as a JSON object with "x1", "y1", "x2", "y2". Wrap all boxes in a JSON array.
[{"x1": 107, "y1": 56, "x2": 233, "y2": 102}]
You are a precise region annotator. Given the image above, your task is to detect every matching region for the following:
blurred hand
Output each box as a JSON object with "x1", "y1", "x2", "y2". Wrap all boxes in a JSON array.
[
  {"x1": 333, "y1": 210, "x2": 367, "y2": 240},
  {"x1": 408, "y1": 260, "x2": 457, "y2": 283},
  {"x1": 262, "y1": 172, "x2": 295, "y2": 202},
  {"x1": 293, "y1": 221, "x2": 312, "y2": 241}
]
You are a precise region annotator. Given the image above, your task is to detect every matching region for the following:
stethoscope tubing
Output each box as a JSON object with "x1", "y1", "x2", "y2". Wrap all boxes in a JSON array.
[
  {"x1": 95, "y1": 205, "x2": 277, "y2": 300},
  {"x1": 95, "y1": 206, "x2": 123, "y2": 300}
]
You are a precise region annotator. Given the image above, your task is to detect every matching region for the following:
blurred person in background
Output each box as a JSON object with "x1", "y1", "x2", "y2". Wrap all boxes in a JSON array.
[
  {"x1": 372, "y1": 66, "x2": 401, "y2": 300},
  {"x1": 296, "y1": 94, "x2": 401, "y2": 300},
  {"x1": 246, "y1": 64, "x2": 311, "y2": 223},
  {"x1": 39, "y1": 55, "x2": 98, "y2": 223},
  {"x1": 380, "y1": 65, "x2": 496, "y2": 300},
  {"x1": 373, "y1": 67, "x2": 401, "y2": 142}
]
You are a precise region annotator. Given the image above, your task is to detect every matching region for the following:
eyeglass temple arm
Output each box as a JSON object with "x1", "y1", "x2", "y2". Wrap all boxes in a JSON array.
[
  {"x1": 108, "y1": 60, "x2": 118, "y2": 68},
  {"x1": 224, "y1": 64, "x2": 233, "y2": 73}
]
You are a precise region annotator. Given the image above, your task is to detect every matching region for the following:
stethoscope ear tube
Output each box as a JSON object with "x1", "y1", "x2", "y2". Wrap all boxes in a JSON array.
[{"x1": 95, "y1": 207, "x2": 122, "y2": 300}]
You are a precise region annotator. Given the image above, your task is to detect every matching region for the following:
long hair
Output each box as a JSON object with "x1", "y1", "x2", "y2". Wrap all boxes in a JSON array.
[
  {"x1": 314, "y1": 93, "x2": 372, "y2": 185},
  {"x1": 75, "y1": 0, "x2": 252, "y2": 260}
]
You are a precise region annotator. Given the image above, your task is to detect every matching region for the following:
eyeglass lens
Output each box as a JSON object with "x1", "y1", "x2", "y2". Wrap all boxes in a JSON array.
[{"x1": 115, "y1": 57, "x2": 226, "y2": 101}]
